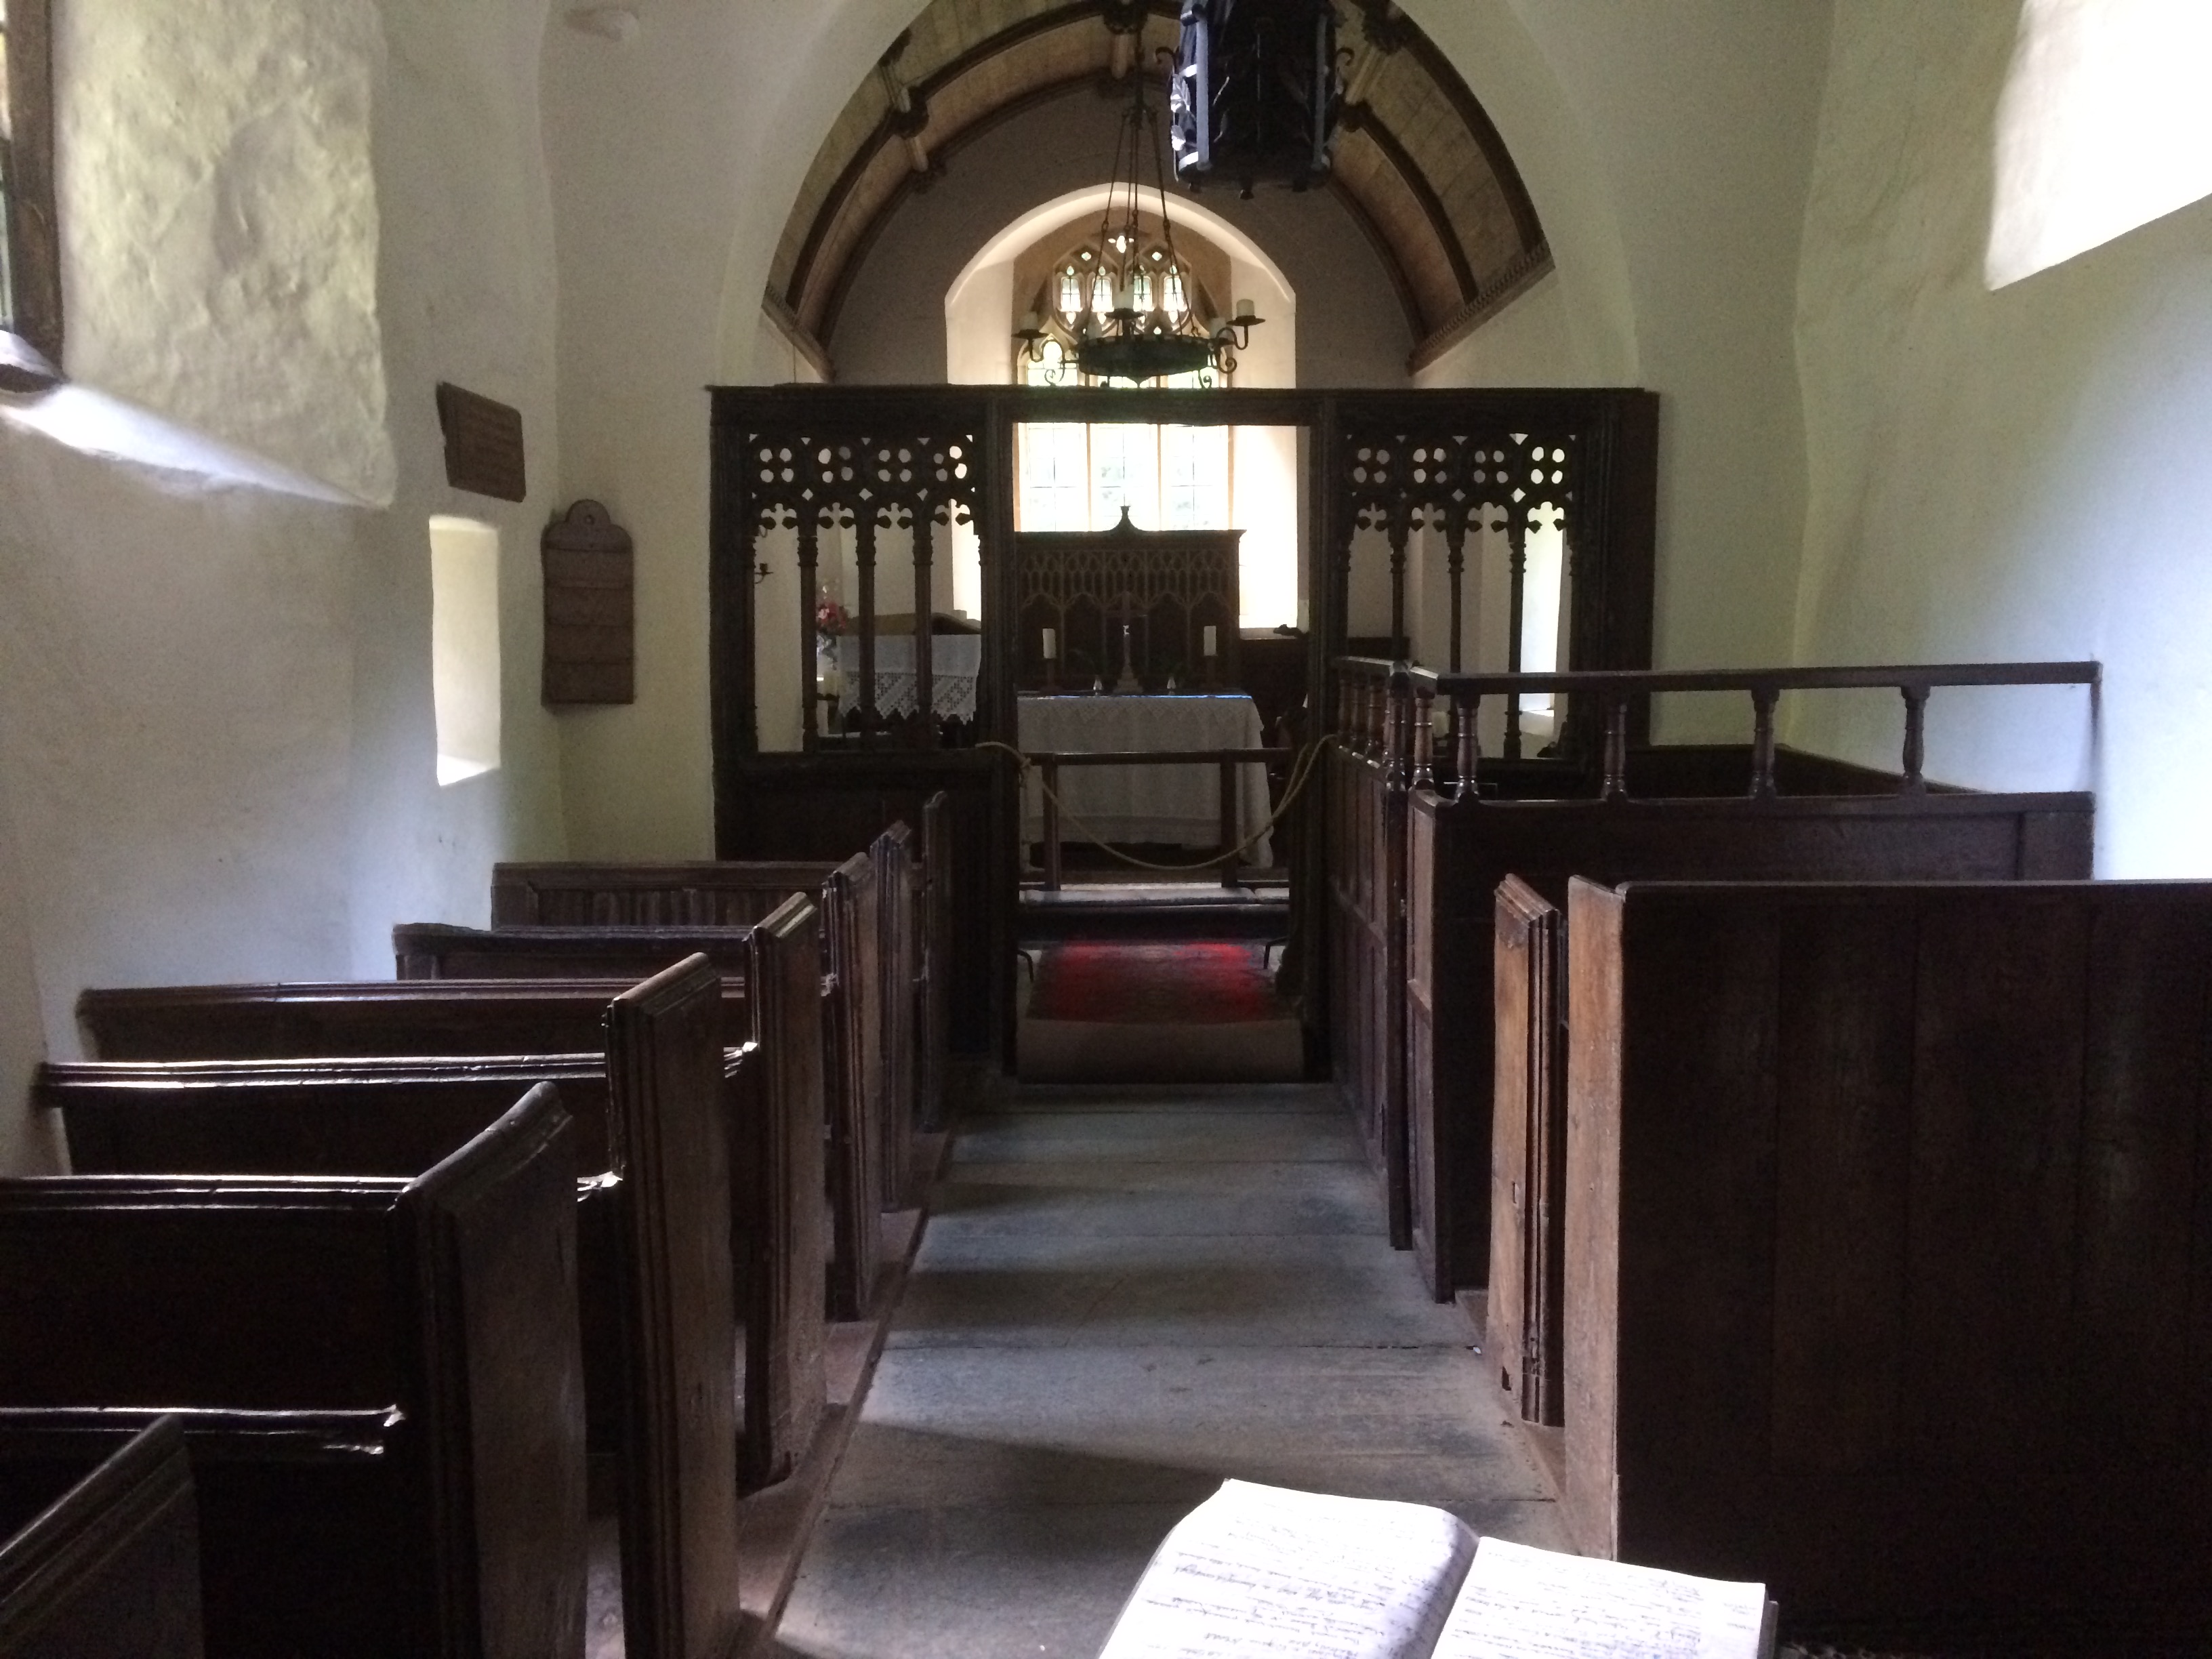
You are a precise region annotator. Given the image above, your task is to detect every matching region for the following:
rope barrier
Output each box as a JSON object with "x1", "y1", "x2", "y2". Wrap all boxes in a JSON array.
[{"x1": 975, "y1": 735, "x2": 1336, "y2": 876}]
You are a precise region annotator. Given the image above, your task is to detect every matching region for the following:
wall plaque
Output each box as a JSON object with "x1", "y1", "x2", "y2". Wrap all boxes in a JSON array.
[
  {"x1": 436, "y1": 382, "x2": 527, "y2": 501},
  {"x1": 541, "y1": 499, "x2": 635, "y2": 705}
]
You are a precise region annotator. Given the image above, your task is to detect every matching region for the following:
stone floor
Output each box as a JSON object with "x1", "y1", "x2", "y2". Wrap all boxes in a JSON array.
[{"x1": 769, "y1": 1082, "x2": 1565, "y2": 1659}]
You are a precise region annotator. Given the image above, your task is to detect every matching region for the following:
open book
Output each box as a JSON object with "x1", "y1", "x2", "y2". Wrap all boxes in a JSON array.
[{"x1": 1098, "y1": 1480, "x2": 1776, "y2": 1659}]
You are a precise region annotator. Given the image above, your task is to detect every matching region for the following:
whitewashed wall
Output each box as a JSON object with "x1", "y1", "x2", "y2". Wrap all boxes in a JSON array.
[
  {"x1": 1789, "y1": 1, "x2": 2210, "y2": 873},
  {"x1": 0, "y1": 0, "x2": 569, "y2": 1172}
]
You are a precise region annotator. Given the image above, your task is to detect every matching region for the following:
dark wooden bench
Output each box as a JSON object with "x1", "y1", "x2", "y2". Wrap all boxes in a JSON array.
[
  {"x1": 54, "y1": 956, "x2": 773, "y2": 1659},
  {"x1": 0, "y1": 1414, "x2": 201, "y2": 1658},
  {"x1": 1560, "y1": 877, "x2": 2212, "y2": 1646},
  {"x1": 0, "y1": 1086, "x2": 583, "y2": 1658},
  {"x1": 388, "y1": 907, "x2": 885, "y2": 1321},
  {"x1": 1331, "y1": 658, "x2": 2101, "y2": 1301}
]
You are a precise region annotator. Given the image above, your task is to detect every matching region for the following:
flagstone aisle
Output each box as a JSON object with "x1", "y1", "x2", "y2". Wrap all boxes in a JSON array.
[{"x1": 770, "y1": 1082, "x2": 1568, "y2": 1659}]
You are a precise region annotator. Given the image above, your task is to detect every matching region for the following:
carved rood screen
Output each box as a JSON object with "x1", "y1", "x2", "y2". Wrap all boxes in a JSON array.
[
  {"x1": 741, "y1": 424, "x2": 983, "y2": 748},
  {"x1": 1343, "y1": 426, "x2": 1576, "y2": 761}
]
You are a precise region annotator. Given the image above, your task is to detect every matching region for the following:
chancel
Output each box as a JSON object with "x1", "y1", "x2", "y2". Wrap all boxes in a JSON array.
[{"x1": 5, "y1": 2, "x2": 2212, "y2": 1657}]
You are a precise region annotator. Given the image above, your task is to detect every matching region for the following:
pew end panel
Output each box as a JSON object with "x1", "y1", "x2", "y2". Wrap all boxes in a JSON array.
[
  {"x1": 917, "y1": 791, "x2": 954, "y2": 1133},
  {"x1": 0, "y1": 1414, "x2": 201, "y2": 1659},
  {"x1": 823, "y1": 850, "x2": 885, "y2": 1321},
  {"x1": 1488, "y1": 877, "x2": 1564, "y2": 1425},
  {"x1": 738, "y1": 895, "x2": 830, "y2": 1493},
  {"x1": 1567, "y1": 879, "x2": 2212, "y2": 1643},
  {"x1": 605, "y1": 958, "x2": 744, "y2": 1659}
]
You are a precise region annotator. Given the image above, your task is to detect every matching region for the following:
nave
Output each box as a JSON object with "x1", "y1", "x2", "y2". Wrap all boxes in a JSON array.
[{"x1": 774, "y1": 1081, "x2": 1562, "y2": 1659}]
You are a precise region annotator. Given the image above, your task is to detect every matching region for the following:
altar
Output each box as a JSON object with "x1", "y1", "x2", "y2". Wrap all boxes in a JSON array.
[{"x1": 1017, "y1": 693, "x2": 1274, "y2": 867}]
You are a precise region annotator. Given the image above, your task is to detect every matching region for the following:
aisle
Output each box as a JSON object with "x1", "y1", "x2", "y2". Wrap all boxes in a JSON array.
[{"x1": 770, "y1": 1083, "x2": 1565, "y2": 1659}]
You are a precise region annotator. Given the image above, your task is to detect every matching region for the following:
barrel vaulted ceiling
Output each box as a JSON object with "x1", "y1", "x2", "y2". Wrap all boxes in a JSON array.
[{"x1": 769, "y1": 0, "x2": 1552, "y2": 375}]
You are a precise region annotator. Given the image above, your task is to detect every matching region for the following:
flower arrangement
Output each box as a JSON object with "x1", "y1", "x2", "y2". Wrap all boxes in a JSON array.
[{"x1": 815, "y1": 596, "x2": 850, "y2": 641}]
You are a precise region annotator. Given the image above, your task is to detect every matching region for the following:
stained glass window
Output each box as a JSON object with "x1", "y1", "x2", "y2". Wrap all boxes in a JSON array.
[
  {"x1": 1058, "y1": 268, "x2": 1083, "y2": 321},
  {"x1": 1132, "y1": 270, "x2": 1153, "y2": 314},
  {"x1": 1090, "y1": 270, "x2": 1113, "y2": 316}
]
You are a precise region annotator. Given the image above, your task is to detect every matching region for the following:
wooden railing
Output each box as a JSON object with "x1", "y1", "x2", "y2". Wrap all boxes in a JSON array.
[
  {"x1": 1027, "y1": 747, "x2": 1292, "y2": 892},
  {"x1": 1334, "y1": 657, "x2": 2101, "y2": 798}
]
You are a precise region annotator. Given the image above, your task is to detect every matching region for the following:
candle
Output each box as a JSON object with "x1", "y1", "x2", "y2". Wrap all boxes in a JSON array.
[
  {"x1": 1020, "y1": 310, "x2": 1041, "y2": 332},
  {"x1": 1042, "y1": 627, "x2": 1057, "y2": 661},
  {"x1": 1202, "y1": 625, "x2": 1217, "y2": 657},
  {"x1": 1233, "y1": 298, "x2": 1256, "y2": 321}
]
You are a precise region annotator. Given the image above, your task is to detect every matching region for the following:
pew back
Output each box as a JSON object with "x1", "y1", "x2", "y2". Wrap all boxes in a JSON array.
[
  {"x1": 1565, "y1": 878, "x2": 2212, "y2": 1641},
  {"x1": 0, "y1": 1086, "x2": 584, "y2": 1659},
  {"x1": 1484, "y1": 878, "x2": 1563, "y2": 1427},
  {"x1": 0, "y1": 1414, "x2": 201, "y2": 1659}
]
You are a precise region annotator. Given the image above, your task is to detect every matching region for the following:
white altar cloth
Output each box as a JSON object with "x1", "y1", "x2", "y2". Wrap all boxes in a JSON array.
[
  {"x1": 833, "y1": 634, "x2": 981, "y2": 722},
  {"x1": 1018, "y1": 693, "x2": 1274, "y2": 866}
]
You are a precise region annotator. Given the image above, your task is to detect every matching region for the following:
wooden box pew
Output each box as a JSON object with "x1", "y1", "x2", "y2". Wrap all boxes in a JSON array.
[
  {"x1": 0, "y1": 1413, "x2": 201, "y2": 1658},
  {"x1": 1325, "y1": 660, "x2": 1411, "y2": 1246},
  {"x1": 388, "y1": 913, "x2": 886, "y2": 1322},
  {"x1": 1561, "y1": 877, "x2": 2212, "y2": 1647},
  {"x1": 0, "y1": 1086, "x2": 585, "y2": 1659},
  {"x1": 490, "y1": 798, "x2": 952, "y2": 1145},
  {"x1": 50, "y1": 961, "x2": 793, "y2": 1659},
  {"x1": 71, "y1": 939, "x2": 829, "y2": 1497},
  {"x1": 1345, "y1": 659, "x2": 2102, "y2": 1305}
]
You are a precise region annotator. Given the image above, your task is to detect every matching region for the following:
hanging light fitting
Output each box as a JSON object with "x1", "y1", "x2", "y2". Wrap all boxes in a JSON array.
[
  {"x1": 1013, "y1": 69, "x2": 1261, "y2": 386},
  {"x1": 1168, "y1": 0, "x2": 1343, "y2": 197}
]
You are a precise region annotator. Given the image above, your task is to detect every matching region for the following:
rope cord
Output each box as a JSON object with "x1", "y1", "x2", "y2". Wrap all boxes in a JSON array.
[{"x1": 975, "y1": 735, "x2": 1336, "y2": 875}]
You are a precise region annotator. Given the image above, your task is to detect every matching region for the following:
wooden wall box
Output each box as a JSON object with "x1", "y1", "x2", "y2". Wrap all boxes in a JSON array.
[{"x1": 541, "y1": 499, "x2": 636, "y2": 705}]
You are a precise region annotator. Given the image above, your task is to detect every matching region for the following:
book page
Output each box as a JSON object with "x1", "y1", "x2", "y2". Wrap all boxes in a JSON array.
[
  {"x1": 1431, "y1": 1536, "x2": 1767, "y2": 1659},
  {"x1": 1097, "y1": 1479, "x2": 1479, "y2": 1659}
]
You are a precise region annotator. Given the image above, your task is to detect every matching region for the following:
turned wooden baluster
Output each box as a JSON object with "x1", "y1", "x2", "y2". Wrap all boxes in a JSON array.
[
  {"x1": 1388, "y1": 501, "x2": 1412, "y2": 660},
  {"x1": 912, "y1": 512, "x2": 935, "y2": 745},
  {"x1": 798, "y1": 516, "x2": 821, "y2": 748},
  {"x1": 1454, "y1": 693, "x2": 1481, "y2": 801},
  {"x1": 1602, "y1": 695, "x2": 1630, "y2": 801},
  {"x1": 1900, "y1": 684, "x2": 1930, "y2": 794},
  {"x1": 856, "y1": 512, "x2": 879, "y2": 739},
  {"x1": 1749, "y1": 684, "x2": 1779, "y2": 799},
  {"x1": 1444, "y1": 506, "x2": 1469, "y2": 674},
  {"x1": 1411, "y1": 682, "x2": 1435, "y2": 790},
  {"x1": 1504, "y1": 514, "x2": 1528, "y2": 762}
]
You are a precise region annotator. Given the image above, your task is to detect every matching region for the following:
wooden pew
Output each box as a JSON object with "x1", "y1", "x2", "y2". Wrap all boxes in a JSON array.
[
  {"x1": 388, "y1": 910, "x2": 884, "y2": 1321},
  {"x1": 1561, "y1": 877, "x2": 2212, "y2": 1645},
  {"x1": 73, "y1": 939, "x2": 829, "y2": 1497},
  {"x1": 916, "y1": 792, "x2": 953, "y2": 1134},
  {"x1": 0, "y1": 1414, "x2": 201, "y2": 1658},
  {"x1": 1355, "y1": 661, "x2": 2101, "y2": 1302},
  {"x1": 56, "y1": 958, "x2": 758, "y2": 1659},
  {"x1": 0, "y1": 1086, "x2": 584, "y2": 1659}
]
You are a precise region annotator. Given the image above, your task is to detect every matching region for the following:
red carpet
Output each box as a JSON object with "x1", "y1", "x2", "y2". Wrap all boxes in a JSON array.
[{"x1": 1027, "y1": 941, "x2": 1289, "y2": 1025}]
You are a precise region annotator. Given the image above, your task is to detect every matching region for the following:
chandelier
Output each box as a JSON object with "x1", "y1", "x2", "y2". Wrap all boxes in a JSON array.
[{"x1": 1013, "y1": 73, "x2": 1261, "y2": 386}]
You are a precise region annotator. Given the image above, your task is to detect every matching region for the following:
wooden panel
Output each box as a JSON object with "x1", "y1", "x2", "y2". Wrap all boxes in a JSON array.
[
  {"x1": 1404, "y1": 785, "x2": 2096, "y2": 1296},
  {"x1": 1902, "y1": 890, "x2": 2087, "y2": 1480},
  {"x1": 823, "y1": 853, "x2": 882, "y2": 1320},
  {"x1": 737, "y1": 897, "x2": 828, "y2": 1492},
  {"x1": 605, "y1": 959, "x2": 741, "y2": 1659},
  {"x1": 491, "y1": 862, "x2": 836, "y2": 928},
  {"x1": 874, "y1": 825, "x2": 920, "y2": 1207},
  {"x1": 436, "y1": 382, "x2": 526, "y2": 501},
  {"x1": 1561, "y1": 878, "x2": 1624, "y2": 1561},
  {"x1": 1488, "y1": 876, "x2": 1563, "y2": 1425},
  {"x1": 1568, "y1": 881, "x2": 2212, "y2": 1640},
  {"x1": 0, "y1": 1409, "x2": 402, "y2": 1659},
  {"x1": 0, "y1": 1416, "x2": 202, "y2": 1659},
  {"x1": 1769, "y1": 899, "x2": 1914, "y2": 1476},
  {"x1": 917, "y1": 793, "x2": 954, "y2": 1132},
  {"x1": 394, "y1": 924, "x2": 747, "y2": 989}
]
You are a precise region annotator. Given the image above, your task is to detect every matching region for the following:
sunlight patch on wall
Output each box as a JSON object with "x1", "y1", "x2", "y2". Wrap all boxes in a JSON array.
[
  {"x1": 1988, "y1": 0, "x2": 2212, "y2": 289},
  {"x1": 430, "y1": 516, "x2": 501, "y2": 786}
]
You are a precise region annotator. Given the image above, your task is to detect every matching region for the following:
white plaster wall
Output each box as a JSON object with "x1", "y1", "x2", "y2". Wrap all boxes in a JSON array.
[
  {"x1": 58, "y1": 0, "x2": 396, "y2": 504},
  {"x1": 0, "y1": 0, "x2": 570, "y2": 1172},
  {"x1": 1790, "y1": 1, "x2": 2209, "y2": 874},
  {"x1": 1410, "y1": 0, "x2": 1833, "y2": 737},
  {"x1": 542, "y1": 0, "x2": 929, "y2": 857}
]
